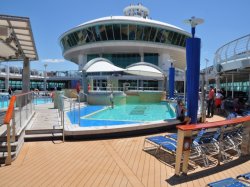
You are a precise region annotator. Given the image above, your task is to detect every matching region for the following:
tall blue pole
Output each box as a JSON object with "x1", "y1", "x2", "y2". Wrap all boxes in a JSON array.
[
  {"x1": 186, "y1": 37, "x2": 201, "y2": 123},
  {"x1": 169, "y1": 64, "x2": 175, "y2": 98}
]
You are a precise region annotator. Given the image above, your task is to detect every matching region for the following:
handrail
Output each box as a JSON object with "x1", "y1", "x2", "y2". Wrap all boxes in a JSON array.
[
  {"x1": 177, "y1": 116, "x2": 250, "y2": 131},
  {"x1": 3, "y1": 96, "x2": 16, "y2": 124},
  {"x1": 14, "y1": 91, "x2": 34, "y2": 97}
]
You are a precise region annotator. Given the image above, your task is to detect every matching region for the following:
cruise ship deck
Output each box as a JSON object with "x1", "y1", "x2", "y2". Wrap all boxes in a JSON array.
[{"x1": 0, "y1": 103, "x2": 249, "y2": 186}]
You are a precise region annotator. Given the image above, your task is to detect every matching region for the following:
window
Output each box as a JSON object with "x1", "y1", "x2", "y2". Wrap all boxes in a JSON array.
[
  {"x1": 99, "y1": 25, "x2": 107, "y2": 40},
  {"x1": 149, "y1": 27, "x2": 157, "y2": 42},
  {"x1": 121, "y1": 24, "x2": 128, "y2": 40},
  {"x1": 136, "y1": 25, "x2": 144, "y2": 40},
  {"x1": 143, "y1": 26, "x2": 151, "y2": 41},
  {"x1": 105, "y1": 25, "x2": 114, "y2": 40},
  {"x1": 129, "y1": 24, "x2": 136, "y2": 40},
  {"x1": 113, "y1": 24, "x2": 121, "y2": 40}
]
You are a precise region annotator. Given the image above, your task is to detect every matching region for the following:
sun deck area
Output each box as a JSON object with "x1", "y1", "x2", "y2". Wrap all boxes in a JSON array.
[{"x1": 0, "y1": 127, "x2": 249, "y2": 186}]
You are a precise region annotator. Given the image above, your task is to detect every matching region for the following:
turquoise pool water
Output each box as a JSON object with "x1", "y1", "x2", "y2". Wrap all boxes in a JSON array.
[
  {"x1": 67, "y1": 102, "x2": 176, "y2": 127},
  {"x1": 87, "y1": 103, "x2": 175, "y2": 121},
  {"x1": 0, "y1": 97, "x2": 52, "y2": 109},
  {"x1": 34, "y1": 98, "x2": 52, "y2": 104}
]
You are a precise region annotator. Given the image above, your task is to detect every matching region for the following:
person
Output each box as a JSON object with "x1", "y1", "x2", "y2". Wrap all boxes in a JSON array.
[
  {"x1": 215, "y1": 90, "x2": 223, "y2": 114},
  {"x1": 207, "y1": 86, "x2": 215, "y2": 118},
  {"x1": 233, "y1": 98, "x2": 240, "y2": 114},
  {"x1": 76, "y1": 81, "x2": 80, "y2": 94},
  {"x1": 110, "y1": 92, "x2": 114, "y2": 109},
  {"x1": 175, "y1": 99, "x2": 191, "y2": 124},
  {"x1": 8, "y1": 87, "x2": 12, "y2": 99}
]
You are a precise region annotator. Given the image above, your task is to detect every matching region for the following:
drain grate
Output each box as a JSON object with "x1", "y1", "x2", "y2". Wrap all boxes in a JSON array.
[{"x1": 130, "y1": 106, "x2": 147, "y2": 115}]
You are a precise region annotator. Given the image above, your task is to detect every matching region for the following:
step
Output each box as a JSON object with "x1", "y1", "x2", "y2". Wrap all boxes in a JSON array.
[
  {"x1": 0, "y1": 151, "x2": 16, "y2": 165},
  {"x1": 25, "y1": 128, "x2": 63, "y2": 135},
  {"x1": 24, "y1": 133, "x2": 63, "y2": 142},
  {"x1": 0, "y1": 141, "x2": 18, "y2": 152}
]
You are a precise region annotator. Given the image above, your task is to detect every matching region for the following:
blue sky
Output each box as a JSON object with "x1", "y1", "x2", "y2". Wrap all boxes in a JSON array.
[{"x1": 1, "y1": 0, "x2": 249, "y2": 71}]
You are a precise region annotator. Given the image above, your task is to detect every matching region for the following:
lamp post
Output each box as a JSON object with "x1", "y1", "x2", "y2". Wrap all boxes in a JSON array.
[{"x1": 44, "y1": 63, "x2": 48, "y2": 92}]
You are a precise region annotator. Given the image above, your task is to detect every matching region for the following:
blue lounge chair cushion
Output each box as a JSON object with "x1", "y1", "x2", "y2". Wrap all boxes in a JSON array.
[
  {"x1": 146, "y1": 136, "x2": 177, "y2": 152},
  {"x1": 237, "y1": 172, "x2": 250, "y2": 180},
  {"x1": 146, "y1": 136, "x2": 170, "y2": 145},
  {"x1": 161, "y1": 139, "x2": 177, "y2": 152},
  {"x1": 208, "y1": 177, "x2": 247, "y2": 187},
  {"x1": 167, "y1": 133, "x2": 178, "y2": 140}
]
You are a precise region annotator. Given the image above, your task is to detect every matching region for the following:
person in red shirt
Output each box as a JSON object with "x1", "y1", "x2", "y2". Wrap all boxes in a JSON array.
[
  {"x1": 207, "y1": 86, "x2": 215, "y2": 118},
  {"x1": 76, "y1": 81, "x2": 80, "y2": 94}
]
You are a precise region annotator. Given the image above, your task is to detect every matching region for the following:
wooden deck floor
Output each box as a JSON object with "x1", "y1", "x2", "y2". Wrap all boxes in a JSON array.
[{"x1": 0, "y1": 133, "x2": 249, "y2": 186}]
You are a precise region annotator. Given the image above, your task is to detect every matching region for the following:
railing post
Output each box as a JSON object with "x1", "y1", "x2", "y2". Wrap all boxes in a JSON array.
[
  {"x1": 62, "y1": 111, "x2": 65, "y2": 142},
  {"x1": 175, "y1": 129, "x2": 192, "y2": 176},
  {"x1": 78, "y1": 93, "x2": 80, "y2": 126},
  {"x1": 5, "y1": 122, "x2": 12, "y2": 165},
  {"x1": 241, "y1": 121, "x2": 250, "y2": 155},
  {"x1": 11, "y1": 110, "x2": 16, "y2": 143}
]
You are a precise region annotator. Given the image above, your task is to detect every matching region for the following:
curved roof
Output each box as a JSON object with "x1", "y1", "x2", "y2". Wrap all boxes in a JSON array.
[
  {"x1": 83, "y1": 58, "x2": 124, "y2": 73},
  {"x1": 60, "y1": 16, "x2": 190, "y2": 39},
  {"x1": 125, "y1": 62, "x2": 164, "y2": 77}
]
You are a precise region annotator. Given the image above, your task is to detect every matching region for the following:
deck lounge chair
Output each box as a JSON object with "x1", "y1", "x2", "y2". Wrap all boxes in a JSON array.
[
  {"x1": 144, "y1": 129, "x2": 209, "y2": 166},
  {"x1": 237, "y1": 172, "x2": 250, "y2": 180},
  {"x1": 207, "y1": 177, "x2": 248, "y2": 187}
]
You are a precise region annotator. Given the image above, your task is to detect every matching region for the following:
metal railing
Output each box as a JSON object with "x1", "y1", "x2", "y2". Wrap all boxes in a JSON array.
[
  {"x1": 214, "y1": 34, "x2": 250, "y2": 65},
  {"x1": 58, "y1": 92, "x2": 83, "y2": 141},
  {"x1": 3, "y1": 91, "x2": 35, "y2": 165}
]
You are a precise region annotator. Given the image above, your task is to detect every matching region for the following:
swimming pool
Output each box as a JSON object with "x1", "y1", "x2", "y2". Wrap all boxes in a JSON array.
[
  {"x1": 67, "y1": 102, "x2": 176, "y2": 127},
  {"x1": 0, "y1": 97, "x2": 52, "y2": 109}
]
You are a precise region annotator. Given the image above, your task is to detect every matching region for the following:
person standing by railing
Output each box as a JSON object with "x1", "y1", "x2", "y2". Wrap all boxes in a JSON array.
[
  {"x1": 110, "y1": 91, "x2": 114, "y2": 109},
  {"x1": 8, "y1": 87, "x2": 13, "y2": 99},
  {"x1": 207, "y1": 86, "x2": 215, "y2": 118}
]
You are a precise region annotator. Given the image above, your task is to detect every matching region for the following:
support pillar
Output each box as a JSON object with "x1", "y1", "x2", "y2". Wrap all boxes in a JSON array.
[
  {"x1": 140, "y1": 52, "x2": 144, "y2": 62},
  {"x1": 186, "y1": 37, "x2": 201, "y2": 124},
  {"x1": 82, "y1": 70, "x2": 87, "y2": 94},
  {"x1": 232, "y1": 74, "x2": 234, "y2": 99},
  {"x1": 5, "y1": 63, "x2": 9, "y2": 91},
  {"x1": 216, "y1": 74, "x2": 220, "y2": 90},
  {"x1": 226, "y1": 76, "x2": 228, "y2": 97},
  {"x1": 22, "y1": 57, "x2": 30, "y2": 93},
  {"x1": 249, "y1": 74, "x2": 250, "y2": 102},
  {"x1": 169, "y1": 63, "x2": 175, "y2": 98}
]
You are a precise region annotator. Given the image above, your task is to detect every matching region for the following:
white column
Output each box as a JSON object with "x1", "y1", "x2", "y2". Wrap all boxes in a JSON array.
[
  {"x1": 5, "y1": 63, "x2": 9, "y2": 91},
  {"x1": 226, "y1": 76, "x2": 228, "y2": 97},
  {"x1": 78, "y1": 54, "x2": 87, "y2": 71},
  {"x1": 249, "y1": 74, "x2": 250, "y2": 102},
  {"x1": 232, "y1": 74, "x2": 234, "y2": 99},
  {"x1": 158, "y1": 53, "x2": 170, "y2": 69},
  {"x1": 22, "y1": 58, "x2": 30, "y2": 93},
  {"x1": 216, "y1": 75, "x2": 220, "y2": 90},
  {"x1": 78, "y1": 54, "x2": 88, "y2": 93},
  {"x1": 140, "y1": 52, "x2": 144, "y2": 62}
]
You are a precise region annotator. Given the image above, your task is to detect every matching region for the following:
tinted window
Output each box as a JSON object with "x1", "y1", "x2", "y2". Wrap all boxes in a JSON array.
[
  {"x1": 155, "y1": 29, "x2": 163, "y2": 42},
  {"x1": 113, "y1": 24, "x2": 121, "y2": 40},
  {"x1": 106, "y1": 25, "x2": 114, "y2": 40},
  {"x1": 136, "y1": 25, "x2": 144, "y2": 40},
  {"x1": 86, "y1": 27, "x2": 95, "y2": 42},
  {"x1": 149, "y1": 27, "x2": 157, "y2": 42},
  {"x1": 143, "y1": 26, "x2": 151, "y2": 41},
  {"x1": 99, "y1": 25, "x2": 107, "y2": 41},
  {"x1": 129, "y1": 24, "x2": 136, "y2": 40},
  {"x1": 92, "y1": 26, "x2": 101, "y2": 41},
  {"x1": 121, "y1": 24, "x2": 128, "y2": 40}
]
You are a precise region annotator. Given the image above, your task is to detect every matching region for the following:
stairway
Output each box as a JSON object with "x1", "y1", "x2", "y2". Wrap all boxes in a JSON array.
[
  {"x1": 24, "y1": 104, "x2": 63, "y2": 141},
  {"x1": 0, "y1": 125, "x2": 25, "y2": 165}
]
